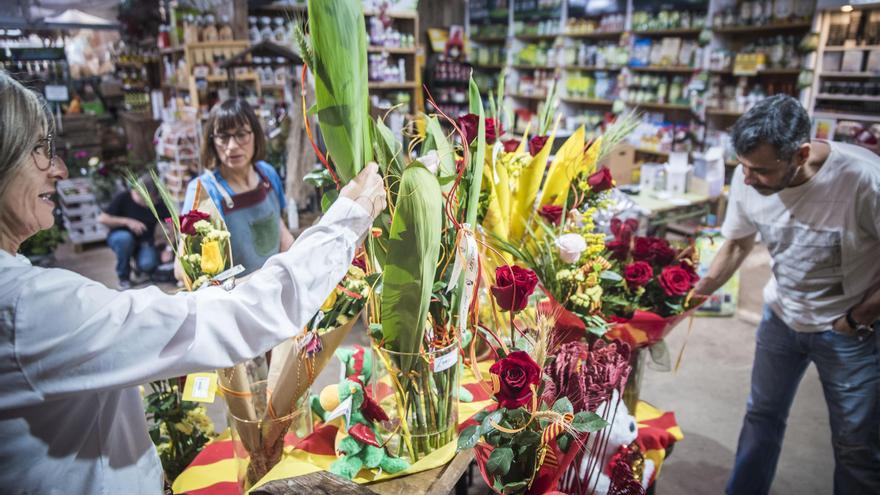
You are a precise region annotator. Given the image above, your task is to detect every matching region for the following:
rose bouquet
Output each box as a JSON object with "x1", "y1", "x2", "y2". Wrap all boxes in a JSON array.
[{"x1": 599, "y1": 218, "x2": 703, "y2": 349}]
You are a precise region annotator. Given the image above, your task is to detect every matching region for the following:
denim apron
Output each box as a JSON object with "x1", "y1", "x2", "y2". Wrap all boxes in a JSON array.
[{"x1": 207, "y1": 167, "x2": 281, "y2": 277}]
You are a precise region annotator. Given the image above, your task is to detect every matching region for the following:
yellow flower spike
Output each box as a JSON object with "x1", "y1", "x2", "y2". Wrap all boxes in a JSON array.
[
  {"x1": 321, "y1": 289, "x2": 338, "y2": 312},
  {"x1": 200, "y1": 240, "x2": 224, "y2": 275},
  {"x1": 538, "y1": 125, "x2": 586, "y2": 207},
  {"x1": 509, "y1": 115, "x2": 561, "y2": 243},
  {"x1": 516, "y1": 121, "x2": 532, "y2": 154}
]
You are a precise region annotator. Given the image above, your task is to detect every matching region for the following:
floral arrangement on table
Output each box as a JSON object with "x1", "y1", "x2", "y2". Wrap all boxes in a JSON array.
[
  {"x1": 293, "y1": 0, "x2": 491, "y2": 470},
  {"x1": 457, "y1": 266, "x2": 639, "y2": 494},
  {"x1": 599, "y1": 217, "x2": 704, "y2": 350},
  {"x1": 143, "y1": 380, "x2": 216, "y2": 482}
]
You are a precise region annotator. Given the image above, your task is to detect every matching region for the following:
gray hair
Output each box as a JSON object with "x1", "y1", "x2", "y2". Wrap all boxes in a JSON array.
[
  {"x1": 0, "y1": 69, "x2": 54, "y2": 195},
  {"x1": 730, "y1": 94, "x2": 811, "y2": 162}
]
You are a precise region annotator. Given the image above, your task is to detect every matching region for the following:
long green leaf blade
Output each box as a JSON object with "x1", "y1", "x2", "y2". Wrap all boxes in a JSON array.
[{"x1": 380, "y1": 164, "x2": 443, "y2": 373}]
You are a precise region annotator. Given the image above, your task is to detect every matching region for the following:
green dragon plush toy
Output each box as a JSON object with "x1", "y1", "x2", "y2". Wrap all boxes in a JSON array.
[{"x1": 313, "y1": 346, "x2": 409, "y2": 479}]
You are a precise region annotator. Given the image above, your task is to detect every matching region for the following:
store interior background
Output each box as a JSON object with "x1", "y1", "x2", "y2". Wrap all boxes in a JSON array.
[{"x1": 4, "y1": 0, "x2": 877, "y2": 493}]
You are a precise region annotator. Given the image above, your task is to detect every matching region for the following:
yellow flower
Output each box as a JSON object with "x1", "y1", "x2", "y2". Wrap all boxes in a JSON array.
[
  {"x1": 174, "y1": 421, "x2": 194, "y2": 435},
  {"x1": 585, "y1": 272, "x2": 599, "y2": 287},
  {"x1": 200, "y1": 240, "x2": 224, "y2": 275},
  {"x1": 321, "y1": 289, "x2": 338, "y2": 312}
]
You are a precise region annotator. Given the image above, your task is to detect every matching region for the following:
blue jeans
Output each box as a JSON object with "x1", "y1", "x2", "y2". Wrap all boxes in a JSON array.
[
  {"x1": 727, "y1": 306, "x2": 880, "y2": 495},
  {"x1": 106, "y1": 229, "x2": 158, "y2": 281}
]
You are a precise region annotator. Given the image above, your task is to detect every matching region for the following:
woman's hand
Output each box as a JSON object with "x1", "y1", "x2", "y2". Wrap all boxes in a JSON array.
[{"x1": 340, "y1": 162, "x2": 387, "y2": 219}]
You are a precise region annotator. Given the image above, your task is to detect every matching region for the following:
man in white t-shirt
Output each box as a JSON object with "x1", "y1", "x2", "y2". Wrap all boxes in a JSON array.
[{"x1": 694, "y1": 95, "x2": 880, "y2": 495}]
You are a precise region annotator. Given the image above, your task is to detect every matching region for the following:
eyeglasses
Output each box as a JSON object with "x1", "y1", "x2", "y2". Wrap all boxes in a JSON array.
[
  {"x1": 211, "y1": 129, "x2": 253, "y2": 147},
  {"x1": 32, "y1": 135, "x2": 57, "y2": 171}
]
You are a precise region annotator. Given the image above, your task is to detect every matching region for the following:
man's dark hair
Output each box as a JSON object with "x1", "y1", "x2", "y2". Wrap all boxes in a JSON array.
[{"x1": 730, "y1": 94, "x2": 811, "y2": 162}]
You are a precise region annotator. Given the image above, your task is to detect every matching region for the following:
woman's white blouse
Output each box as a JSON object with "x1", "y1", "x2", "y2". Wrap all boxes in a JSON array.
[{"x1": 0, "y1": 197, "x2": 372, "y2": 494}]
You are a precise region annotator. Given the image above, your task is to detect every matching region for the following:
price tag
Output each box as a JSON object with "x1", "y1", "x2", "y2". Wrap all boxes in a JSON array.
[
  {"x1": 44, "y1": 85, "x2": 69, "y2": 102},
  {"x1": 182, "y1": 372, "x2": 218, "y2": 403},
  {"x1": 433, "y1": 348, "x2": 459, "y2": 373},
  {"x1": 212, "y1": 264, "x2": 245, "y2": 283},
  {"x1": 325, "y1": 395, "x2": 353, "y2": 428}
]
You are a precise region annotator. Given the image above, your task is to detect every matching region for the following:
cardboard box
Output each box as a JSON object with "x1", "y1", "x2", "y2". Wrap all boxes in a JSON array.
[
  {"x1": 841, "y1": 50, "x2": 865, "y2": 73},
  {"x1": 600, "y1": 143, "x2": 639, "y2": 184}
]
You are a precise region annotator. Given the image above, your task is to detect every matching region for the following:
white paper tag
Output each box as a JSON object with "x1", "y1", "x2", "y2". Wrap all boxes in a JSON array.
[
  {"x1": 325, "y1": 395, "x2": 353, "y2": 428},
  {"x1": 44, "y1": 84, "x2": 69, "y2": 102},
  {"x1": 212, "y1": 264, "x2": 245, "y2": 282},
  {"x1": 191, "y1": 377, "x2": 210, "y2": 399},
  {"x1": 433, "y1": 348, "x2": 458, "y2": 373}
]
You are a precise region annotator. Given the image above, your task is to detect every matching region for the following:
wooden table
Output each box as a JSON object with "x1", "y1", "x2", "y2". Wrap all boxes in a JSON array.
[
  {"x1": 251, "y1": 450, "x2": 475, "y2": 495},
  {"x1": 628, "y1": 191, "x2": 714, "y2": 237}
]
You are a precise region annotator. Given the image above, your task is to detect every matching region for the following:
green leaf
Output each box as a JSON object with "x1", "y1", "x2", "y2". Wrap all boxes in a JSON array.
[
  {"x1": 320, "y1": 189, "x2": 339, "y2": 213},
  {"x1": 471, "y1": 410, "x2": 489, "y2": 424},
  {"x1": 600, "y1": 270, "x2": 624, "y2": 282},
  {"x1": 481, "y1": 409, "x2": 503, "y2": 435},
  {"x1": 423, "y1": 117, "x2": 457, "y2": 193},
  {"x1": 505, "y1": 407, "x2": 528, "y2": 426},
  {"x1": 371, "y1": 118, "x2": 404, "y2": 178},
  {"x1": 571, "y1": 411, "x2": 608, "y2": 433},
  {"x1": 457, "y1": 425, "x2": 481, "y2": 451},
  {"x1": 380, "y1": 165, "x2": 443, "y2": 374},
  {"x1": 512, "y1": 430, "x2": 541, "y2": 449},
  {"x1": 304, "y1": 168, "x2": 334, "y2": 188},
  {"x1": 486, "y1": 447, "x2": 514, "y2": 476},
  {"x1": 552, "y1": 397, "x2": 574, "y2": 415},
  {"x1": 557, "y1": 433, "x2": 572, "y2": 453},
  {"x1": 307, "y1": 0, "x2": 372, "y2": 184}
]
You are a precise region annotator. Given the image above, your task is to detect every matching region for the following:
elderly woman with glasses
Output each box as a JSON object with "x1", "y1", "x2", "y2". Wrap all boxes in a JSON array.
[
  {"x1": 182, "y1": 99, "x2": 293, "y2": 277},
  {"x1": 0, "y1": 71, "x2": 386, "y2": 493}
]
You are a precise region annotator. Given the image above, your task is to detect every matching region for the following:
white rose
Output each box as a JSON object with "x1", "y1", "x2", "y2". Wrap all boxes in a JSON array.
[
  {"x1": 556, "y1": 233, "x2": 587, "y2": 264},
  {"x1": 419, "y1": 150, "x2": 441, "y2": 175}
]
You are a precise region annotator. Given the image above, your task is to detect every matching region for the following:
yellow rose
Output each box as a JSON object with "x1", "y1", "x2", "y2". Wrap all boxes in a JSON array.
[
  {"x1": 200, "y1": 240, "x2": 224, "y2": 275},
  {"x1": 321, "y1": 289, "x2": 338, "y2": 312}
]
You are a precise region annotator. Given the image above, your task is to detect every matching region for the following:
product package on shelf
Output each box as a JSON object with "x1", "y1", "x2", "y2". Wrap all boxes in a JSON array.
[
  {"x1": 154, "y1": 113, "x2": 201, "y2": 205},
  {"x1": 56, "y1": 178, "x2": 109, "y2": 246}
]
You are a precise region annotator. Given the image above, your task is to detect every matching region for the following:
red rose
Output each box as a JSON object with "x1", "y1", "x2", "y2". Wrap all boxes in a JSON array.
[
  {"x1": 624, "y1": 261, "x2": 654, "y2": 288},
  {"x1": 610, "y1": 217, "x2": 639, "y2": 244},
  {"x1": 458, "y1": 114, "x2": 479, "y2": 144},
  {"x1": 502, "y1": 139, "x2": 520, "y2": 152},
  {"x1": 587, "y1": 167, "x2": 614, "y2": 192},
  {"x1": 491, "y1": 265, "x2": 538, "y2": 312},
  {"x1": 489, "y1": 351, "x2": 542, "y2": 409},
  {"x1": 538, "y1": 204, "x2": 564, "y2": 225},
  {"x1": 658, "y1": 265, "x2": 692, "y2": 296},
  {"x1": 605, "y1": 240, "x2": 629, "y2": 262},
  {"x1": 528, "y1": 135, "x2": 549, "y2": 156},
  {"x1": 651, "y1": 238, "x2": 677, "y2": 266},
  {"x1": 179, "y1": 210, "x2": 211, "y2": 235},
  {"x1": 631, "y1": 237, "x2": 653, "y2": 262},
  {"x1": 485, "y1": 118, "x2": 502, "y2": 144}
]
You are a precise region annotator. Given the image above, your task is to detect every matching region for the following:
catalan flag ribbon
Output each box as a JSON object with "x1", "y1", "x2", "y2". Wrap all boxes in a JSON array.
[{"x1": 172, "y1": 366, "x2": 682, "y2": 494}]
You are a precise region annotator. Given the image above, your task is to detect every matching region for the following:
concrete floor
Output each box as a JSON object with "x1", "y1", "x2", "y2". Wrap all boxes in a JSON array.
[{"x1": 52, "y1": 240, "x2": 835, "y2": 494}]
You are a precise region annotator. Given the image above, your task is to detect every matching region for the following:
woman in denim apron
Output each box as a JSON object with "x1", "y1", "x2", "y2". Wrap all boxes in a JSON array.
[
  {"x1": 181, "y1": 99, "x2": 295, "y2": 382},
  {"x1": 182, "y1": 99, "x2": 294, "y2": 277}
]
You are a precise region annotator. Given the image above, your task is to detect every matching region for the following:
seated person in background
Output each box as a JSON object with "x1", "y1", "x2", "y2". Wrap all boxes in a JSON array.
[{"x1": 98, "y1": 173, "x2": 169, "y2": 289}]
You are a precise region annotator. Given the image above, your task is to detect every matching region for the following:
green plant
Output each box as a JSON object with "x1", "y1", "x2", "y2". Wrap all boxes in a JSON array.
[{"x1": 18, "y1": 225, "x2": 65, "y2": 257}]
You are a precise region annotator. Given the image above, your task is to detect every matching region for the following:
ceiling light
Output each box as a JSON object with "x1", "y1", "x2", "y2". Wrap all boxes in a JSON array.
[{"x1": 841, "y1": 5, "x2": 854, "y2": 12}]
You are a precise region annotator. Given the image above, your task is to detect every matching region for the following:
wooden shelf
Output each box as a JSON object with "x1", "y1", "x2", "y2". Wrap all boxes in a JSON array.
[
  {"x1": 514, "y1": 33, "x2": 561, "y2": 41},
  {"x1": 706, "y1": 107, "x2": 744, "y2": 117},
  {"x1": 470, "y1": 35, "x2": 507, "y2": 43},
  {"x1": 812, "y1": 111, "x2": 880, "y2": 123},
  {"x1": 512, "y1": 64, "x2": 556, "y2": 70},
  {"x1": 629, "y1": 65, "x2": 697, "y2": 73},
  {"x1": 710, "y1": 68, "x2": 802, "y2": 76},
  {"x1": 363, "y1": 9, "x2": 417, "y2": 20},
  {"x1": 258, "y1": 3, "x2": 308, "y2": 13},
  {"x1": 205, "y1": 73, "x2": 258, "y2": 82},
  {"x1": 472, "y1": 63, "x2": 506, "y2": 70},
  {"x1": 563, "y1": 65, "x2": 623, "y2": 71},
  {"x1": 561, "y1": 96, "x2": 614, "y2": 105},
  {"x1": 160, "y1": 46, "x2": 184, "y2": 55},
  {"x1": 368, "y1": 81, "x2": 417, "y2": 89},
  {"x1": 820, "y1": 45, "x2": 880, "y2": 52},
  {"x1": 713, "y1": 22, "x2": 812, "y2": 34},
  {"x1": 185, "y1": 41, "x2": 250, "y2": 49},
  {"x1": 815, "y1": 93, "x2": 880, "y2": 102},
  {"x1": 820, "y1": 71, "x2": 880, "y2": 78},
  {"x1": 632, "y1": 28, "x2": 702, "y2": 37},
  {"x1": 626, "y1": 101, "x2": 692, "y2": 111},
  {"x1": 509, "y1": 93, "x2": 547, "y2": 100},
  {"x1": 367, "y1": 46, "x2": 416, "y2": 54},
  {"x1": 564, "y1": 30, "x2": 624, "y2": 39}
]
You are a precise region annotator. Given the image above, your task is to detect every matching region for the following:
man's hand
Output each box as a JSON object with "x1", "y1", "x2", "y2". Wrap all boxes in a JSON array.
[
  {"x1": 341, "y1": 162, "x2": 387, "y2": 219},
  {"x1": 832, "y1": 316, "x2": 857, "y2": 337},
  {"x1": 127, "y1": 219, "x2": 147, "y2": 235}
]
